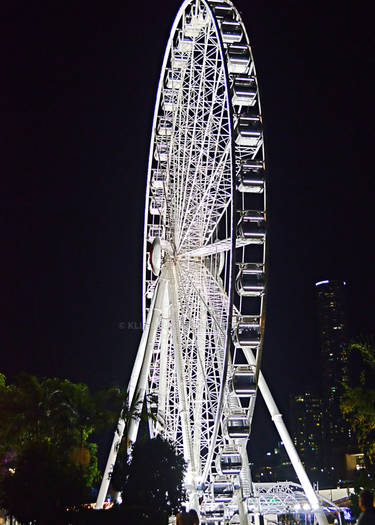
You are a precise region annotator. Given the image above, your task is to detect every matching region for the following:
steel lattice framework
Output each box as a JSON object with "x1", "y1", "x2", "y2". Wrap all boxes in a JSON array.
[{"x1": 97, "y1": 2, "x2": 330, "y2": 524}]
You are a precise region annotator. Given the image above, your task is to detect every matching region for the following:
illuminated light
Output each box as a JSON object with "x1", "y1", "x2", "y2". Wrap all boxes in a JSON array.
[
  {"x1": 315, "y1": 280, "x2": 329, "y2": 286},
  {"x1": 266, "y1": 452, "x2": 271, "y2": 456},
  {"x1": 294, "y1": 504, "x2": 301, "y2": 511},
  {"x1": 303, "y1": 503, "x2": 310, "y2": 511}
]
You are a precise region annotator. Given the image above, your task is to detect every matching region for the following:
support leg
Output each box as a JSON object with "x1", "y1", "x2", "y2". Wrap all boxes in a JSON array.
[
  {"x1": 244, "y1": 349, "x2": 328, "y2": 525},
  {"x1": 127, "y1": 268, "x2": 169, "y2": 444},
  {"x1": 95, "y1": 271, "x2": 168, "y2": 509}
]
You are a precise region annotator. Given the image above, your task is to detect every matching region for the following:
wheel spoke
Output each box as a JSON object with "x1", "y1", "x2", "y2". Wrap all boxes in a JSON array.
[{"x1": 181, "y1": 236, "x2": 256, "y2": 258}]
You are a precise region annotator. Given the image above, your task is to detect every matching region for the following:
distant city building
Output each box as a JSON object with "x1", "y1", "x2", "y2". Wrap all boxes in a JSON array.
[
  {"x1": 315, "y1": 280, "x2": 348, "y2": 397},
  {"x1": 315, "y1": 279, "x2": 351, "y2": 477},
  {"x1": 252, "y1": 441, "x2": 293, "y2": 483},
  {"x1": 289, "y1": 393, "x2": 323, "y2": 471}
]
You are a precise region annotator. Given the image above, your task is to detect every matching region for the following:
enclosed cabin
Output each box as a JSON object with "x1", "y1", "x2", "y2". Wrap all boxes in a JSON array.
[
  {"x1": 232, "y1": 364, "x2": 257, "y2": 397},
  {"x1": 225, "y1": 409, "x2": 251, "y2": 439},
  {"x1": 237, "y1": 160, "x2": 265, "y2": 193},
  {"x1": 176, "y1": 30, "x2": 194, "y2": 52},
  {"x1": 212, "y1": 476, "x2": 234, "y2": 503},
  {"x1": 232, "y1": 315, "x2": 261, "y2": 347},
  {"x1": 219, "y1": 20, "x2": 243, "y2": 44},
  {"x1": 171, "y1": 50, "x2": 189, "y2": 70},
  {"x1": 166, "y1": 69, "x2": 183, "y2": 90},
  {"x1": 154, "y1": 141, "x2": 170, "y2": 162},
  {"x1": 210, "y1": 3, "x2": 235, "y2": 21},
  {"x1": 217, "y1": 446, "x2": 242, "y2": 475},
  {"x1": 202, "y1": 505, "x2": 225, "y2": 523},
  {"x1": 184, "y1": 6, "x2": 207, "y2": 37},
  {"x1": 149, "y1": 189, "x2": 166, "y2": 216},
  {"x1": 162, "y1": 88, "x2": 179, "y2": 112},
  {"x1": 237, "y1": 210, "x2": 266, "y2": 243},
  {"x1": 234, "y1": 114, "x2": 262, "y2": 147},
  {"x1": 227, "y1": 44, "x2": 251, "y2": 74},
  {"x1": 151, "y1": 169, "x2": 168, "y2": 189},
  {"x1": 148, "y1": 224, "x2": 164, "y2": 243},
  {"x1": 235, "y1": 263, "x2": 265, "y2": 297},
  {"x1": 157, "y1": 117, "x2": 173, "y2": 137},
  {"x1": 232, "y1": 75, "x2": 257, "y2": 107}
]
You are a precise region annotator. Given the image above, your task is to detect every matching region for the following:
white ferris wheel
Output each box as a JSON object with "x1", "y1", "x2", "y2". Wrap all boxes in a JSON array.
[{"x1": 97, "y1": 1, "x2": 330, "y2": 524}]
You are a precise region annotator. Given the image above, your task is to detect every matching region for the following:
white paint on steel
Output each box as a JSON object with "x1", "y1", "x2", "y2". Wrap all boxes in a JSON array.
[
  {"x1": 96, "y1": 283, "x2": 160, "y2": 509},
  {"x1": 244, "y1": 349, "x2": 328, "y2": 525},
  {"x1": 98, "y1": 1, "x2": 329, "y2": 523}
]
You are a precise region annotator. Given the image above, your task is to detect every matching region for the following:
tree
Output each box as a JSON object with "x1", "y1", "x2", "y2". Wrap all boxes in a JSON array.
[
  {"x1": 0, "y1": 441, "x2": 91, "y2": 525},
  {"x1": 112, "y1": 435, "x2": 186, "y2": 524},
  {"x1": 341, "y1": 340, "x2": 375, "y2": 477},
  {"x1": 0, "y1": 372, "x2": 122, "y2": 523}
]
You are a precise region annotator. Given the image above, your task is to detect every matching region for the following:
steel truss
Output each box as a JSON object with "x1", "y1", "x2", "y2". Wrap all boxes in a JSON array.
[{"x1": 97, "y1": 2, "x2": 329, "y2": 524}]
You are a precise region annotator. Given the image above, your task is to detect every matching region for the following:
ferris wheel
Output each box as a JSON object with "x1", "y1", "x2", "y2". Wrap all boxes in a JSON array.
[
  {"x1": 97, "y1": 1, "x2": 328, "y2": 523},
  {"x1": 140, "y1": 0, "x2": 266, "y2": 510}
]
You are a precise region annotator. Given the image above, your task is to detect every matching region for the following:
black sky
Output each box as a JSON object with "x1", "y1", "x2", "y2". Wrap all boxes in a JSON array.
[{"x1": 1, "y1": 2, "x2": 375, "y2": 456}]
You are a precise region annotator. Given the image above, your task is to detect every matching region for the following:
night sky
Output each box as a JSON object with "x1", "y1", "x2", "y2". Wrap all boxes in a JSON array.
[{"x1": 2, "y1": 2, "x2": 374, "y2": 458}]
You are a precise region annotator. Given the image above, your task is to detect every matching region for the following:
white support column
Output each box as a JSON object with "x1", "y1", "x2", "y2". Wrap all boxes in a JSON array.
[
  {"x1": 168, "y1": 263, "x2": 197, "y2": 486},
  {"x1": 127, "y1": 284, "x2": 159, "y2": 408},
  {"x1": 237, "y1": 491, "x2": 249, "y2": 525},
  {"x1": 244, "y1": 349, "x2": 328, "y2": 525},
  {"x1": 154, "y1": 294, "x2": 170, "y2": 435},
  {"x1": 127, "y1": 268, "x2": 169, "y2": 445},
  {"x1": 236, "y1": 441, "x2": 251, "y2": 525},
  {"x1": 95, "y1": 273, "x2": 166, "y2": 510},
  {"x1": 95, "y1": 418, "x2": 125, "y2": 509}
]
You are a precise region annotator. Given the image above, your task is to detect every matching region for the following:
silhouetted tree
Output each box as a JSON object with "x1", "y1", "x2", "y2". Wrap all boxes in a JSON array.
[
  {"x1": 0, "y1": 441, "x2": 91, "y2": 524},
  {"x1": 112, "y1": 435, "x2": 186, "y2": 524},
  {"x1": 0, "y1": 372, "x2": 122, "y2": 523}
]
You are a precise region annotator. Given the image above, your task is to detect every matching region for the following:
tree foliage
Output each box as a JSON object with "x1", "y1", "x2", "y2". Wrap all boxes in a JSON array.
[
  {"x1": 112, "y1": 435, "x2": 186, "y2": 524},
  {"x1": 341, "y1": 340, "x2": 375, "y2": 468},
  {"x1": 0, "y1": 372, "x2": 122, "y2": 523},
  {"x1": 0, "y1": 441, "x2": 92, "y2": 525}
]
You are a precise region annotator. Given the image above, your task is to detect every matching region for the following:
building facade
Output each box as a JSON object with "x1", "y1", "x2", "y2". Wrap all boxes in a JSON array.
[
  {"x1": 289, "y1": 392, "x2": 324, "y2": 472},
  {"x1": 315, "y1": 279, "x2": 351, "y2": 476},
  {"x1": 315, "y1": 279, "x2": 348, "y2": 398}
]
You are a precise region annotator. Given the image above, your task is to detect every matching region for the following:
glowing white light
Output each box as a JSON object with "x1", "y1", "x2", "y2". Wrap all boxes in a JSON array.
[
  {"x1": 315, "y1": 280, "x2": 329, "y2": 286},
  {"x1": 303, "y1": 503, "x2": 310, "y2": 511},
  {"x1": 294, "y1": 504, "x2": 301, "y2": 511}
]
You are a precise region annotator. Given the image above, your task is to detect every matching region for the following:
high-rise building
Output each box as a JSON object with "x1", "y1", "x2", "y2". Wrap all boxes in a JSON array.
[
  {"x1": 289, "y1": 393, "x2": 323, "y2": 472},
  {"x1": 315, "y1": 279, "x2": 351, "y2": 476},
  {"x1": 315, "y1": 279, "x2": 348, "y2": 397}
]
